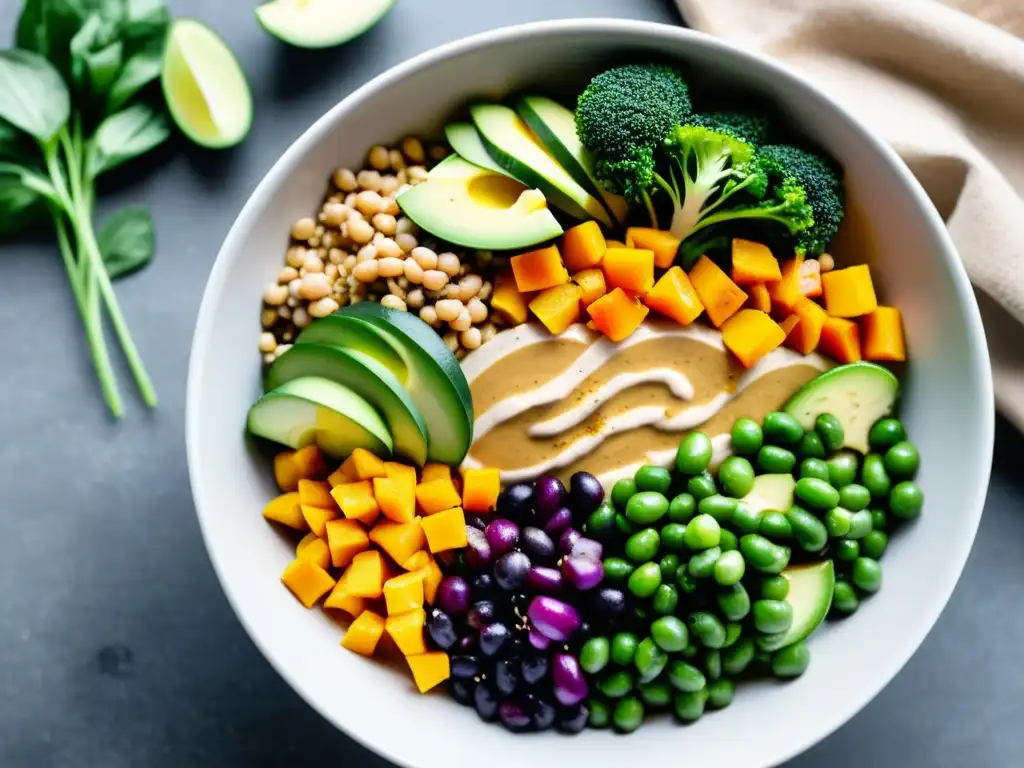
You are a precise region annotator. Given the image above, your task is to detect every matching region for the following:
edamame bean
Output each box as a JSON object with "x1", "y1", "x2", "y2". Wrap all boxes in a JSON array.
[
  {"x1": 688, "y1": 471, "x2": 718, "y2": 500},
  {"x1": 764, "y1": 411, "x2": 805, "y2": 446},
  {"x1": 659, "y1": 553, "x2": 680, "y2": 581},
  {"x1": 759, "y1": 511, "x2": 793, "y2": 540},
  {"x1": 611, "y1": 633, "x2": 639, "y2": 666},
  {"x1": 800, "y1": 458, "x2": 830, "y2": 481},
  {"x1": 761, "y1": 575, "x2": 790, "y2": 601},
  {"x1": 611, "y1": 478, "x2": 637, "y2": 509},
  {"x1": 673, "y1": 688, "x2": 709, "y2": 722},
  {"x1": 884, "y1": 441, "x2": 920, "y2": 478},
  {"x1": 703, "y1": 650, "x2": 722, "y2": 681},
  {"x1": 719, "y1": 456, "x2": 755, "y2": 497},
  {"x1": 677, "y1": 432, "x2": 713, "y2": 475},
  {"x1": 832, "y1": 580, "x2": 859, "y2": 615},
  {"x1": 625, "y1": 528, "x2": 661, "y2": 562},
  {"x1": 838, "y1": 483, "x2": 871, "y2": 512},
  {"x1": 889, "y1": 481, "x2": 924, "y2": 519},
  {"x1": 614, "y1": 512, "x2": 638, "y2": 537},
  {"x1": 635, "y1": 465, "x2": 673, "y2": 494},
  {"x1": 628, "y1": 562, "x2": 662, "y2": 598},
  {"x1": 634, "y1": 637, "x2": 668, "y2": 682},
  {"x1": 740, "y1": 534, "x2": 791, "y2": 573},
  {"x1": 588, "y1": 697, "x2": 611, "y2": 728},
  {"x1": 771, "y1": 641, "x2": 811, "y2": 678},
  {"x1": 707, "y1": 678, "x2": 736, "y2": 709},
  {"x1": 852, "y1": 557, "x2": 883, "y2": 593},
  {"x1": 753, "y1": 599, "x2": 794, "y2": 635},
  {"x1": 799, "y1": 431, "x2": 826, "y2": 459},
  {"x1": 586, "y1": 501, "x2": 616, "y2": 538},
  {"x1": 668, "y1": 493, "x2": 697, "y2": 523},
  {"x1": 651, "y1": 616, "x2": 689, "y2": 653},
  {"x1": 688, "y1": 547, "x2": 722, "y2": 579},
  {"x1": 626, "y1": 492, "x2": 669, "y2": 525},
  {"x1": 862, "y1": 530, "x2": 889, "y2": 559},
  {"x1": 652, "y1": 583, "x2": 679, "y2": 615},
  {"x1": 826, "y1": 451, "x2": 859, "y2": 489},
  {"x1": 815, "y1": 413, "x2": 845, "y2": 452},
  {"x1": 731, "y1": 417, "x2": 764, "y2": 455},
  {"x1": 717, "y1": 583, "x2": 752, "y2": 621},
  {"x1": 835, "y1": 539, "x2": 860, "y2": 562},
  {"x1": 723, "y1": 622, "x2": 743, "y2": 648},
  {"x1": 713, "y1": 550, "x2": 746, "y2": 586},
  {"x1": 698, "y1": 494, "x2": 738, "y2": 524},
  {"x1": 581, "y1": 637, "x2": 611, "y2": 674},
  {"x1": 603, "y1": 557, "x2": 635, "y2": 584},
  {"x1": 661, "y1": 522, "x2": 687, "y2": 552},
  {"x1": 757, "y1": 445, "x2": 797, "y2": 474},
  {"x1": 795, "y1": 477, "x2": 840, "y2": 510},
  {"x1": 824, "y1": 506, "x2": 853, "y2": 538},
  {"x1": 639, "y1": 680, "x2": 673, "y2": 709},
  {"x1": 598, "y1": 669, "x2": 635, "y2": 698},
  {"x1": 666, "y1": 660, "x2": 706, "y2": 692},
  {"x1": 612, "y1": 696, "x2": 645, "y2": 732},
  {"x1": 681, "y1": 643, "x2": 699, "y2": 659},
  {"x1": 861, "y1": 454, "x2": 892, "y2": 499},
  {"x1": 722, "y1": 637, "x2": 756, "y2": 676},
  {"x1": 871, "y1": 508, "x2": 888, "y2": 531},
  {"x1": 869, "y1": 417, "x2": 906, "y2": 451},
  {"x1": 847, "y1": 509, "x2": 873, "y2": 539},
  {"x1": 719, "y1": 529, "x2": 739, "y2": 551},
  {"x1": 683, "y1": 514, "x2": 721, "y2": 550},
  {"x1": 731, "y1": 503, "x2": 763, "y2": 534},
  {"x1": 675, "y1": 566, "x2": 698, "y2": 594},
  {"x1": 688, "y1": 612, "x2": 727, "y2": 649}
]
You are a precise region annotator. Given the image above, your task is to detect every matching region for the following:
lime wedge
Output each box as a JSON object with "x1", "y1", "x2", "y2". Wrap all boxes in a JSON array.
[
  {"x1": 162, "y1": 19, "x2": 253, "y2": 149},
  {"x1": 256, "y1": 0, "x2": 397, "y2": 49}
]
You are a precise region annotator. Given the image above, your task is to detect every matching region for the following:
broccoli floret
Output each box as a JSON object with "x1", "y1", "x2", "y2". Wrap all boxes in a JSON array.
[
  {"x1": 689, "y1": 111, "x2": 770, "y2": 146},
  {"x1": 758, "y1": 144, "x2": 844, "y2": 255}
]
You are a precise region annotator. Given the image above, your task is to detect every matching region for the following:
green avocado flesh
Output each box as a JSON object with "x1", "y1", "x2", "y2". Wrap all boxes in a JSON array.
[
  {"x1": 741, "y1": 474, "x2": 796, "y2": 514},
  {"x1": 255, "y1": 0, "x2": 396, "y2": 48},
  {"x1": 757, "y1": 561, "x2": 836, "y2": 652},
  {"x1": 445, "y1": 122, "x2": 517, "y2": 179}
]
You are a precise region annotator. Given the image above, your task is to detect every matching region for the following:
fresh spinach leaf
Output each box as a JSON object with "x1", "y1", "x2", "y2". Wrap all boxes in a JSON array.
[
  {"x1": 70, "y1": 12, "x2": 123, "y2": 96},
  {"x1": 106, "y1": 42, "x2": 163, "y2": 112},
  {"x1": 0, "y1": 50, "x2": 70, "y2": 144},
  {"x1": 124, "y1": 0, "x2": 169, "y2": 42},
  {"x1": 97, "y1": 203, "x2": 154, "y2": 278},
  {"x1": 18, "y1": 0, "x2": 126, "y2": 82},
  {"x1": 87, "y1": 103, "x2": 169, "y2": 177}
]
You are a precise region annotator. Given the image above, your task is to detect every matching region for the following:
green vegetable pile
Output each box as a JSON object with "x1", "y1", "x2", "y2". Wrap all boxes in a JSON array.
[{"x1": 579, "y1": 412, "x2": 923, "y2": 732}]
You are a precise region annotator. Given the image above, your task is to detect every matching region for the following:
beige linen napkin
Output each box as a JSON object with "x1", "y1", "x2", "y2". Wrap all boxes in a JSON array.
[{"x1": 675, "y1": 0, "x2": 1024, "y2": 429}]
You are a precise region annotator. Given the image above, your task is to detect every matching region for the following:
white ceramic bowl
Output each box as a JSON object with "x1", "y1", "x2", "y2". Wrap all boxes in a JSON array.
[{"x1": 186, "y1": 19, "x2": 994, "y2": 768}]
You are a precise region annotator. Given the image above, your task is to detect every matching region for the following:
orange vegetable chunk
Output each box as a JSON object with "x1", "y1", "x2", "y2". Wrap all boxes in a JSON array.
[
  {"x1": 275, "y1": 445, "x2": 326, "y2": 491},
  {"x1": 420, "y1": 506, "x2": 468, "y2": 553},
  {"x1": 369, "y1": 519, "x2": 426, "y2": 567},
  {"x1": 281, "y1": 558, "x2": 336, "y2": 608},
  {"x1": 385, "y1": 608, "x2": 428, "y2": 656},
  {"x1": 420, "y1": 463, "x2": 452, "y2": 484},
  {"x1": 605, "y1": 240, "x2": 625, "y2": 249},
  {"x1": 749, "y1": 282, "x2": 772, "y2": 314},
  {"x1": 346, "y1": 550, "x2": 387, "y2": 598},
  {"x1": 403, "y1": 550, "x2": 431, "y2": 571},
  {"x1": 462, "y1": 468, "x2": 501, "y2": 513},
  {"x1": 274, "y1": 452, "x2": 300, "y2": 492},
  {"x1": 298, "y1": 479, "x2": 335, "y2": 509},
  {"x1": 415, "y1": 478, "x2": 462, "y2": 515},
  {"x1": 296, "y1": 535, "x2": 331, "y2": 571},
  {"x1": 689, "y1": 256, "x2": 748, "y2": 327},
  {"x1": 327, "y1": 465, "x2": 355, "y2": 488},
  {"x1": 340, "y1": 448, "x2": 387, "y2": 481},
  {"x1": 490, "y1": 273, "x2": 532, "y2": 326},
  {"x1": 383, "y1": 571, "x2": 426, "y2": 615},
  {"x1": 861, "y1": 306, "x2": 906, "y2": 361},
  {"x1": 262, "y1": 492, "x2": 307, "y2": 531},
  {"x1": 301, "y1": 504, "x2": 338, "y2": 539},
  {"x1": 325, "y1": 518, "x2": 371, "y2": 568},
  {"x1": 511, "y1": 245, "x2": 569, "y2": 292},
  {"x1": 731, "y1": 239, "x2": 782, "y2": 284},
  {"x1": 721, "y1": 309, "x2": 787, "y2": 368},
  {"x1": 819, "y1": 316, "x2": 862, "y2": 363},
  {"x1": 786, "y1": 298, "x2": 829, "y2": 355},
  {"x1": 778, "y1": 315, "x2": 800, "y2": 336},
  {"x1": 331, "y1": 480, "x2": 379, "y2": 527},
  {"x1": 407, "y1": 651, "x2": 450, "y2": 693},
  {"x1": 799, "y1": 258, "x2": 823, "y2": 298},
  {"x1": 324, "y1": 570, "x2": 367, "y2": 617},
  {"x1": 341, "y1": 610, "x2": 386, "y2": 656},
  {"x1": 561, "y1": 221, "x2": 607, "y2": 272},
  {"x1": 530, "y1": 283, "x2": 582, "y2": 335},
  {"x1": 768, "y1": 255, "x2": 804, "y2": 315},
  {"x1": 626, "y1": 227, "x2": 681, "y2": 269},
  {"x1": 602, "y1": 247, "x2": 655, "y2": 294},
  {"x1": 644, "y1": 266, "x2": 704, "y2": 326},
  {"x1": 572, "y1": 268, "x2": 607, "y2": 308},
  {"x1": 587, "y1": 288, "x2": 649, "y2": 342},
  {"x1": 420, "y1": 558, "x2": 443, "y2": 604},
  {"x1": 822, "y1": 264, "x2": 878, "y2": 318},
  {"x1": 374, "y1": 476, "x2": 416, "y2": 523}
]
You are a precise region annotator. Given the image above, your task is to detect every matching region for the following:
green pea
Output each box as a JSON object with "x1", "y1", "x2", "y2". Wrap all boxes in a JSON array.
[
  {"x1": 625, "y1": 491, "x2": 669, "y2": 525},
  {"x1": 753, "y1": 599, "x2": 793, "y2": 635},
  {"x1": 675, "y1": 565, "x2": 698, "y2": 594},
  {"x1": 703, "y1": 650, "x2": 722, "y2": 681},
  {"x1": 799, "y1": 430, "x2": 826, "y2": 459},
  {"x1": 638, "y1": 680, "x2": 673, "y2": 709},
  {"x1": 707, "y1": 678, "x2": 735, "y2": 709},
  {"x1": 723, "y1": 622, "x2": 743, "y2": 648},
  {"x1": 759, "y1": 511, "x2": 793, "y2": 541},
  {"x1": 635, "y1": 464, "x2": 673, "y2": 494},
  {"x1": 688, "y1": 611, "x2": 727, "y2": 649},
  {"x1": 719, "y1": 528, "x2": 739, "y2": 551},
  {"x1": 763, "y1": 411, "x2": 805, "y2": 446},
  {"x1": 847, "y1": 509, "x2": 873, "y2": 539},
  {"x1": 659, "y1": 553, "x2": 680, "y2": 581},
  {"x1": 890, "y1": 481, "x2": 924, "y2": 519},
  {"x1": 651, "y1": 616, "x2": 689, "y2": 653},
  {"x1": 795, "y1": 477, "x2": 840, "y2": 510},
  {"x1": 586, "y1": 501, "x2": 616, "y2": 538},
  {"x1": 673, "y1": 688, "x2": 708, "y2": 722},
  {"x1": 772, "y1": 641, "x2": 811, "y2": 678},
  {"x1": 800, "y1": 458, "x2": 830, "y2": 481},
  {"x1": 883, "y1": 441, "x2": 919, "y2": 478},
  {"x1": 612, "y1": 696, "x2": 645, "y2": 733},
  {"x1": 869, "y1": 417, "x2": 906, "y2": 451},
  {"x1": 826, "y1": 451, "x2": 859, "y2": 489},
  {"x1": 698, "y1": 494, "x2": 737, "y2": 524},
  {"x1": 870, "y1": 508, "x2": 888, "y2": 531},
  {"x1": 625, "y1": 528, "x2": 661, "y2": 562},
  {"x1": 652, "y1": 583, "x2": 679, "y2": 615},
  {"x1": 757, "y1": 445, "x2": 797, "y2": 474},
  {"x1": 740, "y1": 534, "x2": 791, "y2": 573},
  {"x1": 718, "y1": 456, "x2": 755, "y2": 498},
  {"x1": 598, "y1": 669, "x2": 635, "y2": 698},
  {"x1": 603, "y1": 557, "x2": 634, "y2": 584},
  {"x1": 862, "y1": 530, "x2": 889, "y2": 560},
  {"x1": 628, "y1": 562, "x2": 662, "y2": 598},
  {"x1": 731, "y1": 417, "x2": 764, "y2": 455},
  {"x1": 688, "y1": 547, "x2": 721, "y2": 579},
  {"x1": 580, "y1": 637, "x2": 611, "y2": 674},
  {"x1": 668, "y1": 492, "x2": 697, "y2": 523},
  {"x1": 614, "y1": 512, "x2": 638, "y2": 537},
  {"x1": 824, "y1": 506, "x2": 853, "y2": 538},
  {"x1": 861, "y1": 454, "x2": 892, "y2": 499},
  {"x1": 713, "y1": 550, "x2": 746, "y2": 586},
  {"x1": 688, "y1": 471, "x2": 718, "y2": 500},
  {"x1": 587, "y1": 696, "x2": 611, "y2": 728},
  {"x1": 731, "y1": 502, "x2": 763, "y2": 534},
  {"x1": 683, "y1": 513, "x2": 721, "y2": 550},
  {"x1": 761, "y1": 575, "x2": 790, "y2": 601},
  {"x1": 835, "y1": 539, "x2": 860, "y2": 562},
  {"x1": 717, "y1": 583, "x2": 751, "y2": 621},
  {"x1": 611, "y1": 478, "x2": 638, "y2": 509},
  {"x1": 832, "y1": 580, "x2": 859, "y2": 615},
  {"x1": 610, "y1": 632, "x2": 639, "y2": 666},
  {"x1": 815, "y1": 413, "x2": 845, "y2": 452},
  {"x1": 722, "y1": 637, "x2": 756, "y2": 676},
  {"x1": 852, "y1": 557, "x2": 883, "y2": 593},
  {"x1": 676, "y1": 431, "x2": 713, "y2": 475},
  {"x1": 634, "y1": 637, "x2": 668, "y2": 683},
  {"x1": 660, "y1": 522, "x2": 688, "y2": 552},
  {"x1": 666, "y1": 660, "x2": 706, "y2": 693},
  {"x1": 681, "y1": 643, "x2": 699, "y2": 659}
]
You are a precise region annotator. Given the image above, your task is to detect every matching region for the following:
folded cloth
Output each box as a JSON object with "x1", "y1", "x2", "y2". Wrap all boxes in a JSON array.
[{"x1": 675, "y1": 0, "x2": 1024, "y2": 429}]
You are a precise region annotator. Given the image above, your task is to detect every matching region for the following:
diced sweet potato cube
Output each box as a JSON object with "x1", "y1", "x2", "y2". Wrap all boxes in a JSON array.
[
  {"x1": 274, "y1": 452, "x2": 300, "y2": 492},
  {"x1": 385, "y1": 608, "x2": 428, "y2": 656},
  {"x1": 529, "y1": 283, "x2": 582, "y2": 335},
  {"x1": 511, "y1": 245, "x2": 569, "y2": 292},
  {"x1": 785, "y1": 298, "x2": 828, "y2": 355},
  {"x1": 296, "y1": 534, "x2": 331, "y2": 571},
  {"x1": 301, "y1": 504, "x2": 338, "y2": 539},
  {"x1": 327, "y1": 465, "x2": 355, "y2": 488},
  {"x1": 602, "y1": 248, "x2": 655, "y2": 294},
  {"x1": 298, "y1": 479, "x2": 335, "y2": 509},
  {"x1": 275, "y1": 446, "x2": 326, "y2": 491},
  {"x1": 281, "y1": 559, "x2": 336, "y2": 608},
  {"x1": 384, "y1": 462, "x2": 417, "y2": 492},
  {"x1": 861, "y1": 306, "x2": 906, "y2": 361},
  {"x1": 324, "y1": 570, "x2": 367, "y2": 617},
  {"x1": 420, "y1": 558, "x2": 443, "y2": 604},
  {"x1": 340, "y1": 448, "x2": 387, "y2": 481},
  {"x1": 262, "y1": 492, "x2": 307, "y2": 531},
  {"x1": 462, "y1": 468, "x2": 500, "y2": 513},
  {"x1": 403, "y1": 550, "x2": 431, "y2": 571},
  {"x1": 383, "y1": 571, "x2": 426, "y2": 615},
  {"x1": 490, "y1": 273, "x2": 532, "y2": 326},
  {"x1": 331, "y1": 481, "x2": 380, "y2": 526},
  {"x1": 415, "y1": 478, "x2": 462, "y2": 515},
  {"x1": 731, "y1": 239, "x2": 782, "y2": 284},
  {"x1": 341, "y1": 610, "x2": 386, "y2": 656},
  {"x1": 767, "y1": 255, "x2": 804, "y2": 315},
  {"x1": 626, "y1": 227, "x2": 680, "y2": 269},
  {"x1": 325, "y1": 518, "x2": 371, "y2": 568},
  {"x1": 689, "y1": 255, "x2": 747, "y2": 327},
  {"x1": 822, "y1": 264, "x2": 878, "y2": 318},
  {"x1": 346, "y1": 550, "x2": 387, "y2": 598},
  {"x1": 644, "y1": 266, "x2": 704, "y2": 326},
  {"x1": 420, "y1": 506, "x2": 468, "y2": 553},
  {"x1": 420, "y1": 463, "x2": 451, "y2": 484},
  {"x1": 819, "y1": 316, "x2": 862, "y2": 363},
  {"x1": 779, "y1": 315, "x2": 800, "y2": 336},
  {"x1": 587, "y1": 288, "x2": 649, "y2": 342},
  {"x1": 799, "y1": 258, "x2": 822, "y2": 298},
  {"x1": 374, "y1": 476, "x2": 416, "y2": 523},
  {"x1": 721, "y1": 309, "x2": 787, "y2": 368},
  {"x1": 407, "y1": 651, "x2": 450, "y2": 693},
  {"x1": 572, "y1": 268, "x2": 607, "y2": 308},
  {"x1": 562, "y1": 221, "x2": 607, "y2": 272},
  {"x1": 370, "y1": 519, "x2": 426, "y2": 567},
  {"x1": 749, "y1": 282, "x2": 772, "y2": 314}
]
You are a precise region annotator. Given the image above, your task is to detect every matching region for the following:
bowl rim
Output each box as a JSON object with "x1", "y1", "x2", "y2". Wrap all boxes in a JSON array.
[{"x1": 186, "y1": 18, "x2": 994, "y2": 767}]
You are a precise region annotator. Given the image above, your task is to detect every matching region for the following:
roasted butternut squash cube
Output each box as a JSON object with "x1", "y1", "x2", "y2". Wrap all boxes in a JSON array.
[
  {"x1": 822, "y1": 264, "x2": 877, "y2": 318},
  {"x1": 281, "y1": 558, "x2": 336, "y2": 608},
  {"x1": 420, "y1": 506, "x2": 468, "y2": 553},
  {"x1": 331, "y1": 481, "x2": 380, "y2": 526},
  {"x1": 384, "y1": 462, "x2": 418, "y2": 492},
  {"x1": 785, "y1": 298, "x2": 829, "y2": 355},
  {"x1": 731, "y1": 239, "x2": 782, "y2": 284},
  {"x1": 324, "y1": 570, "x2": 367, "y2": 617},
  {"x1": 587, "y1": 288, "x2": 649, "y2": 342},
  {"x1": 768, "y1": 255, "x2": 804, "y2": 315},
  {"x1": 341, "y1": 609, "x2": 386, "y2": 656},
  {"x1": 644, "y1": 266, "x2": 704, "y2": 326},
  {"x1": 689, "y1": 255, "x2": 747, "y2": 327},
  {"x1": 562, "y1": 221, "x2": 607, "y2": 272},
  {"x1": 369, "y1": 519, "x2": 426, "y2": 567},
  {"x1": 511, "y1": 245, "x2": 569, "y2": 292},
  {"x1": 462, "y1": 468, "x2": 500, "y2": 513},
  {"x1": 374, "y1": 476, "x2": 416, "y2": 523},
  {"x1": 602, "y1": 248, "x2": 655, "y2": 294},
  {"x1": 403, "y1": 550, "x2": 431, "y2": 571},
  {"x1": 572, "y1": 268, "x2": 607, "y2": 308},
  {"x1": 415, "y1": 478, "x2": 462, "y2": 515},
  {"x1": 340, "y1": 448, "x2": 387, "y2": 481},
  {"x1": 407, "y1": 651, "x2": 450, "y2": 693},
  {"x1": 298, "y1": 479, "x2": 335, "y2": 509},
  {"x1": 721, "y1": 309, "x2": 787, "y2": 368},
  {"x1": 383, "y1": 571, "x2": 426, "y2": 615},
  {"x1": 490, "y1": 273, "x2": 532, "y2": 326},
  {"x1": 779, "y1": 315, "x2": 800, "y2": 336},
  {"x1": 819, "y1": 315, "x2": 862, "y2": 363},
  {"x1": 274, "y1": 452, "x2": 301, "y2": 492},
  {"x1": 327, "y1": 465, "x2": 355, "y2": 488},
  {"x1": 749, "y1": 282, "x2": 772, "y2": 314},
  {"x1": 346, "y1": 550, "x2": 387, "y2": 598},
  {"x1": 529, "y1": 283, "x2": 582, "y2": 335},
  {"x1": 420, "y1": 463, "x2": 452, "y2": 484},
  {"x1": 861, "y1": 306, "x2": 906, "y2": 361},
  {"x1": 420, "y1": 558, "x2": 443, "y2": 604},
  {"x1": 626, "y1": 227, "x2": 680, "y2": 269},
  {"x1": 296, "y1": 534, "x2": 331, "y2": 571},
  {"x1": 385, "y1": 608, "x2": 428, "y2": 656},
  {"x1": 262, "y1": 492, "x2": 307, "y2": 531},
  {"x1": 301, "y1": 504, "x2": 338, "y2": 539},
  {"x1": 275, "y1": 445, "x2": 326, "y2": 491},
  {"x1": 325, "y1": 518, "x2": 371, "y2": 568}
]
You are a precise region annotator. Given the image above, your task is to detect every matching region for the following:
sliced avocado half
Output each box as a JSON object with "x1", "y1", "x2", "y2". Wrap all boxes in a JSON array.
[
  {"x1": 256, "y1": 0, "x2": 396, "y2": 48},
  {"x1": 757, "y1": 560, "x2": 836, "y2": 652},
  {"x1": 445, "y1": 122, "x2": 517, "y2": 179},
  {"x1": 740, "y1": 474, "x2": 796, "y2": 514}
]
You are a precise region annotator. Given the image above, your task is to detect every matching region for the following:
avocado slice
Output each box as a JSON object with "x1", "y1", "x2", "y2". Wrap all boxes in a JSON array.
[
  {"x1": 516, "y1": 95, "x2": 628, "y2": 224},
  {"x1": 255, "y1": 0, "x2": 396, "y2": 48},
  {"x1": 295, "y1": 314, "x2": 406, "y2": 381},
  {"x1": 757, "y1": 561, "x2": 836, "y2": 652},
  {"x1": 445, "y1": 123, "x2": 517, "y2": 179},
  {"x1": 247, "y1": 376, "x2": 392, "y2": 458},
  {"x1": 397, "y1": 156, "x2": 563, "y2": 250},
  {"x1": 740, "y1": 474, "x2": 796, "y2": 514},
  {"x1": 784, "y1": 362, "x2": 900, "y2": 453},
  {"x1": 469, "y1": 103, "x2": 613, "y2": 227},
  {"x1": 329, "y1": 304, "x2": 475, "y2": 465},
  {"x1": 265, "y1": 343, "x2": 429, "y2": 465}
]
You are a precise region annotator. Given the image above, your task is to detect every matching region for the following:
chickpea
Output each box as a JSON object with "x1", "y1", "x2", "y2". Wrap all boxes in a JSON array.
[
  {"x1": 302, "y1": 252, "x2": 324, "y2": 273},
  {"x1": 377, "y1": 257, "x2": 405, "y2": 278},
  {"x1": 263, "y1": 352, "x2": 276, "y2": 366},
  {"x1": 292, "y1": 307, "x2": 311, "y2": 328},
  {"x1": 478, "y1": 280, "x2": 493, "y2": 301},
  {"x1": 389, "y1": 149, "x2": 406, "y2": 171},
  {"x1": 333, "y1": 168, "x2": 357, "y2": 192},
  {"x1": 411, "y1": 246, "x2": 438, "y2": 271},
  {"x1": 467, "y1": 297, "x2": 488, "y2": 324},
  {"x1": 377, "y1": 237, "x2": 402, "y2": 260},
  {"x1": 419, "y1": 305, "x2": 439, "y2": 327},
  {"x1": 356, "y1": 169, "x2": 382, "y2": 192},
  {"x1": 395, "y1": 233, "x2": 418, "y2": 253},
  {"x1": 377, "y1": 176, "x2": 399, "y2": 197},
  {"x1": 344, "y1": 192, "x2": 358, "y2": 208},
  {"x1": 395, "y1": 217, "x2": 418, "y2": 237},
  {"x1": 299, "y1": 273, "x2": 331, "y2": 300},
  {"x1": 460, "y1": 327, "x2": 482, "y2": 350},
  {"x1": 368, "y1": 145, "x2": 390, "y2": 171},
  {"x1": 308, "y1": 297, "x2": 340, "y2": 318},
  {"x1": 286, "y1": 296, "x2": 298, "y2": 308},
  {"x1": 372, "y1": 213, "x2": 397, "y2": 235},
  {"x1": 278, "y1": 305, "x2": 291, "y2": 320},
  {"x1": 403, "y1": 259, "x2": 424, "y2": 284},
  {"x1": 285, "y1": 246, "x2": 306, "y2": 268},
  {"x1": 450, "y1": 308, "x2": 473, "y2": 332},
  {"x1": 348, "y1": 218, "x2": 375, "y2": 245},
  {"x1": 380, "y1": 196, "x2": 400, "y2": 216},
  {"x1": 355, "y1": 190, "x2": 384, "y2": 217},
  {"x1": 437, "y1": 252, "x2": 460, "y2": 277},
  {"x1": 434, "y1": 299, "x2": 463, "y2": 323},
  {"x1": 381, "y1": 294, "x2": 407, "y2": 311},
  {"x1": 261, "y1": 308, "x2": 278, "y2": 327},
  {"x1": 343, "y1": 254, "x2": 357, "y2": 270},
  {"x1": 322, "y1": 202, "x2": 350, "y2": 226},
  {"x1": 459, "y1": 274, "x2": 483, "y2": 299},
  {"x1": 818, "y1": 253, "x2": 835, "y2": 272},
  {"x1": 407, "y1": 166, "x2": 429, "y2": 184},
  {"x1": 324, "y1": 263, "x2": 339, "y2": 280},
  {"x1": 422, "y1": 270, "x2": 448, "y2": 292},
  {"x1": 443, "y1": 331, "x2": 459, "y2": 353},
  {"x1": 401, "y1": 137, "x2": 426, "y2": 164},
  {"x1": 291, "y1": 217, "x2": 316, "y2": 241},
  {"x1": 353, "y1": 260, "x2": 379, "y2": 283},
  {"x1": 406, "y1": 288, "x2": 425, "y2": 309},
  {"x1": 278, "y1": 266, "x2": 299, "y2": 284},
  {"x1": 387, "y1": 278, "x2": 406, "y2": 298},
  {"x1": 288, "y1": 278, "x2": 303, "y2": 298},
  {"x1": 263, "y1": 283, "x2": 288, "y2": 306},
  {"x1": 481, "y1": 323, "x2": 498, "y2": 344}
]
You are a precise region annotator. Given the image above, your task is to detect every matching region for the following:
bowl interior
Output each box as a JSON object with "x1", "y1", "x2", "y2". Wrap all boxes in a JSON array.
[{"x1": 187, "y1": 20, "x2": 993, "y2": 768}]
